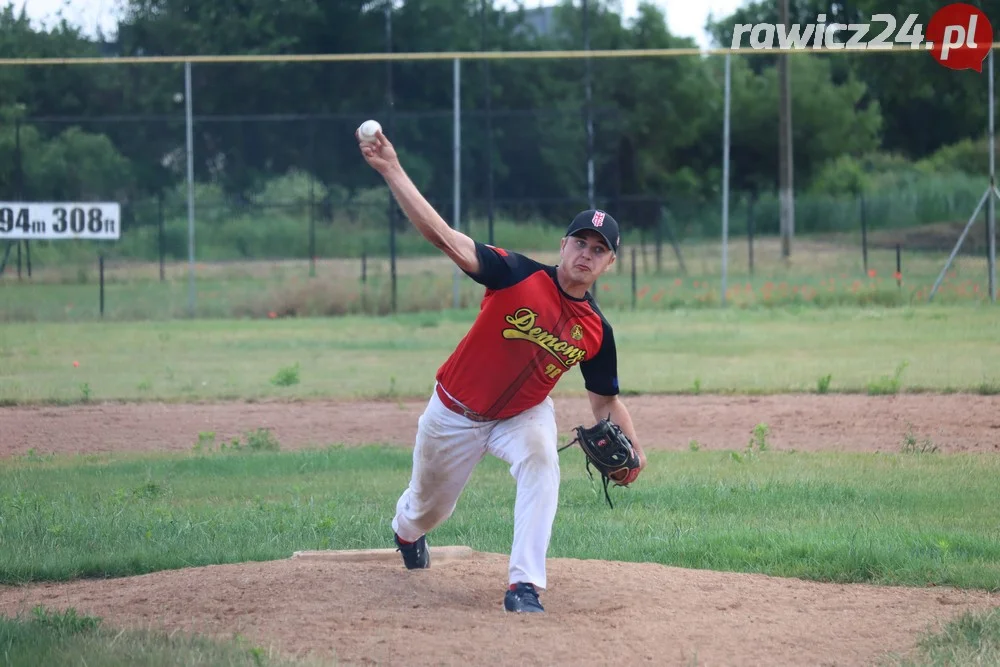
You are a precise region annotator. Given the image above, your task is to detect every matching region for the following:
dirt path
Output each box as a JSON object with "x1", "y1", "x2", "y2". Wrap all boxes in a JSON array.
[
  {"x1": 3, "y1": 393, "x2": 999, "y2": 666},
  {"x1": 3, "y1": 393, "x2": 999, "y2": 458}
]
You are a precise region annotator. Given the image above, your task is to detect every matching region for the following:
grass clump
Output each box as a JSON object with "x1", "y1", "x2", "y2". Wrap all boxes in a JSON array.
[
  {"x1": 867, "y1": 360, "x2": 909, "y2": 395},
  {"x1": 882, "y1": 608, "x2": 1000, "y2": 667},
  {"x1": 900, "y1": 423, "x2": 940, "y2": 455},
  {"x1": 191, "y1": 428, "x2": 281, "y2": 454},
  {"x1": 0, "y1": 605, "x2": 312, "y2": 667},
  {"x1": 270, "y1": 363, "x2": 301, "y2": 387}
]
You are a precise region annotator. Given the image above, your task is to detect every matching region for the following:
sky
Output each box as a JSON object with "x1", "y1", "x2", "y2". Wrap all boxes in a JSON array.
[{"x1": 19, "y1": 0, "x2": 746, "y2": 49}]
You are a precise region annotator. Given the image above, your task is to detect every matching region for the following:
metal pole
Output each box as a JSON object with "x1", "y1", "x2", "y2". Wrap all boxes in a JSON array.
[
  {"x1": 14, "y1": 116, "x2": 28, "y2": 279},
  {"x1": 778, "y1": 0, "x2": 794, "y2": 259},
  {"x1": 929, "y1": 188, "x2": 990, "y2": 301},
  {"x1": 185, "y1": 60, "x2": 196, "y2": 317},
  {"x1": 747, "y1": 195, "x2": 755, "y2": 276},
  {"x1": 309, "y1": 119, "x2": 316, "y2": 278},
  {"x1": 99, "y1": 253, "x2": 105, "y2": 318},
  {"x1": 386, "y1": 2, "x2": 397, "y2": 313},
  {"x1": 860, "y1": 192, "x2": 868, "y2": 274},
  {"x1": 631, "y1": 247, "x2": 637, "y2": 309},
  {"x1": 481, "y1": 0, "x2": 495, "y2": 246},
  {"x1": 896, "y1": 243, "x2": 902, "y2": 292},
  {"x1": 158, "y1": 192, "x2": 165, "y2": 282},
  {"x1": 583, "y1": 0, "x2": 594, "y2": 209},
  {"x1": 453, "y1": 57, "x2": 461, "y2": 309},
  {"x1": 989, "y1": 49, "x2": 996, "y2": 302},
  {"x1": 13, "y1": 117, "x2": 21, "y2": 202},
  {"x1": 721, "y1": 53, "x2": 731, "y2": 306}
]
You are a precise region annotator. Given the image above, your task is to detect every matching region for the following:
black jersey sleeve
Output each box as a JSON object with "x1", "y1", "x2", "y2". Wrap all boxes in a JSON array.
[
  {"x1": 463, "y1": 241, "x2": 546, "y2": 290},
  {"x1": 579, "y1": 314, "x2": 619, "y2": 396}
]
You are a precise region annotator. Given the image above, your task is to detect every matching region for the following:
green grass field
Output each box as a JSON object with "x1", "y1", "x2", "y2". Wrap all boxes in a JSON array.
[
  {"x1": 2, "y1": 231, "x2": 996, "y2": 322},
  {"x1": 3, "y1": 437, "x2": 1000, "y2": 664},
  {"x1": 2, "y1": 287, "x2": 999, "y2": 665},
  {"x1": 1, "y1": 305, "x2": 998, "y2": 404},
  {"x1": 3, "y1": 446, "x2": 1000, "y2": 589}
]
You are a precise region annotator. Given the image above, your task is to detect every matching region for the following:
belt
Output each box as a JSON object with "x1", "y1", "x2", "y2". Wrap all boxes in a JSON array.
[{"x1": 435, "y1": 384, "x2": 494, "y2": 422}]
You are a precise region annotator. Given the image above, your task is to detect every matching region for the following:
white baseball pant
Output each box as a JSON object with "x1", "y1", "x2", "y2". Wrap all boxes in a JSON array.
[{"x1": 391, "y1": 383, "x2": 560, "y2": 589}]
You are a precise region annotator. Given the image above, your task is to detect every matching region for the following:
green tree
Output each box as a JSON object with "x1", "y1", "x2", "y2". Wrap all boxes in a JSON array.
[
  {"x1": 706, "y1": 0, "x2": 996, "y2": 160},
  {"x1": 725, "y1": 53, "x2": 882, "y2": 192},
  {"x1": 0, "y1": 109, "x2": 133, "y2": 201},
  {"x1": 0, "y1": 4, "x2": 113, "y2": 117}
]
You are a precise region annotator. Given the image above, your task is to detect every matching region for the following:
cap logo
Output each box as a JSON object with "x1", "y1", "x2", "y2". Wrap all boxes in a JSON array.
[{"x1": 591, "y1": 211, "x2": 605, "y2": 227}]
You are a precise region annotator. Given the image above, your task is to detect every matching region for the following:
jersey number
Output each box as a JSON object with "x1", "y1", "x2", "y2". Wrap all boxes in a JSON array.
[{"x1": 543, "y1": 364, "x2": 562, "y2": 379}]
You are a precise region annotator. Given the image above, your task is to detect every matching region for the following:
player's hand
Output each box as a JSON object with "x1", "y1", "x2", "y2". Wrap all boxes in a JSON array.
[
  {"x1": 634, "y1": 443, "x2": 647, "y2": 471},
  {"x1": 357, "y1": 129, "x2": 400, "y2": 176}
]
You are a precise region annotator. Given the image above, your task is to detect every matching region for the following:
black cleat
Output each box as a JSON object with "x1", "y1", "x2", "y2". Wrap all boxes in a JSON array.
[
  {"x1": 394, "y1": 533, "x2": 430, "y2": 570},
  {"x1": 504, "y1": 583, "x2": 544, "y2": 613}
]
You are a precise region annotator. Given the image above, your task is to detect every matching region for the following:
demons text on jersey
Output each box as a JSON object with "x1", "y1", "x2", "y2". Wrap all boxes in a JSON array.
[{"x1": 502, "y1": 307, "x2": 587, "y2": 369}]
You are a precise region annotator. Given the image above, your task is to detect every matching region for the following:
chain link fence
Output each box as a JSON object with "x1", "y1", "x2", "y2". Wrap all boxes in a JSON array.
[{"x1": 1, "y1": 53, "x2": 995, "y2": 321}]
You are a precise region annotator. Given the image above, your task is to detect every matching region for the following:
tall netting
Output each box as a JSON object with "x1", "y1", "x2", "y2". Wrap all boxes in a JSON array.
[{"x1": 1, "y1": 46, "x2": 995, "y2": 321}]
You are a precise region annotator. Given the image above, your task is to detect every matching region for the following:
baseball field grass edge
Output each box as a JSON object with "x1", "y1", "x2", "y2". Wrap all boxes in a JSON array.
[
  {"x1": 0, "y1": 605, "x2": 325, "y2": 667},
  {"x1": 878, "y1": 607, "x2": 1000, "y2": 667},
  {"x1": 1, "y1": 446, "x2": 999, "y2": 591},
  {"x1": 3, "y1": 601, "x2": 998, "y2": 667},
  {"x1": 2, "y1": 304, "x2": 998, "y2": 404}
]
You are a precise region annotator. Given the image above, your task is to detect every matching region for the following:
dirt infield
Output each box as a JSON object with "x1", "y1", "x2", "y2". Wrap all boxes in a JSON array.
[
  {"x1": 4, "y1": 393, "x2": 1000, "y2": 458},
  {"x1": 2, "y1": 393, "x2": 999, "y2": 666}
]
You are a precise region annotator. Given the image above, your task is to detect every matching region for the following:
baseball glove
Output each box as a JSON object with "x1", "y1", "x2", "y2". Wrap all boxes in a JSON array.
[{"x1": 558, "y1": 416, "x2": 641, "y2": 508}]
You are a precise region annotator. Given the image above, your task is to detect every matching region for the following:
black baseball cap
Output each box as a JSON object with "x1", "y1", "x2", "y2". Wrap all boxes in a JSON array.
[{"x1": 565, "y1": 209, "x2": 620, "y2": 253}]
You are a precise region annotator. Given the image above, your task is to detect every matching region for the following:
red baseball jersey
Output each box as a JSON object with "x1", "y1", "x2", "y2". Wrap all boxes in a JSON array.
[{"x1": 435, "y1": 241, "x2": 619, "y2": 420}]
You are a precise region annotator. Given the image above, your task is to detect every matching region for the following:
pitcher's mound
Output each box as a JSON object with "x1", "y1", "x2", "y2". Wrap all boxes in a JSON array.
[
  {"x1": 0, "y1": 550, "x2": 995, "y2": 666},
  {"x1": 292, "y1": 545, "x2": 474, "y2": 563}
]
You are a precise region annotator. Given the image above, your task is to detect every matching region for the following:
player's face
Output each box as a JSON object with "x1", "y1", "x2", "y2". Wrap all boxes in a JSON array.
[{"x1": 560, "y1": 231, "x2": 615, "y2": 284}]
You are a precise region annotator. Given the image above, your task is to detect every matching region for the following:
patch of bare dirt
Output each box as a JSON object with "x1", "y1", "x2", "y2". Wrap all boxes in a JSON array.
[
  {"x1": 0, "y1": 552, "x2": 995, "y2": 667},
  {"x1": 3, "y1": 394, "x2": 999, "y2": 458},
  {"x1": 3, "y1": 394, "x2": 999, "y2": 666}
]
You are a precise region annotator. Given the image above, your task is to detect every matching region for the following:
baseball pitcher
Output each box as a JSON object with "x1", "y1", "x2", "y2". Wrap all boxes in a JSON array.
[{"x1": 357, "y1": 126, "x2": 646, "y2": 614}]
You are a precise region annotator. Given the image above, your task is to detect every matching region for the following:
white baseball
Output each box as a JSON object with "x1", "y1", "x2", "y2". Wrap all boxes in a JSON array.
[{"x1": 357, "y1": 119, "x2": 382, "y2": 143}]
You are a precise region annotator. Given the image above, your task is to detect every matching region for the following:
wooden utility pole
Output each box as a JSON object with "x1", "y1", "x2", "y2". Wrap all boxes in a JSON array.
[{"x1": 778, "y1": 0, "x2": 794, "y2": 259}]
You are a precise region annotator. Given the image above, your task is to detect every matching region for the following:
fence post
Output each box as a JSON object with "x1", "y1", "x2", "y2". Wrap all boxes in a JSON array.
[
  {"x1": 309, "y1": 119, "x2": 317, "y2": 279},
  {"x1": 896, "y1": 243, "x2": 902, "y2": 292},
  {"x1": 654, "y1": 215, "x2": 662, "y2": 274},
  {"x1": 99, "y1": 253, "x2": 105, "y2": 318},
  {"x1": 721, "y1": 50, "x2": 731, "y2": 304},
  {"x1": 158, "y1": 192, "x2": 165, "y2": 282},
  {"x1": 747, "y1": 195, "x2": 755, "y2": 277},
  {"x1": 309, "y1": 172, "x2": 316, "y2": 278},
  {"x1": 184, "y1": 59, "x2": 196, "y2": 318},
  {"x1": 640, "y1": 228, "x2": 648, "y2": 274},
  {"x1": 14, "y1": 116, "x2": 26, "y2": 281},
  {"x1": 631, "y1": 247, "x2": 637, "y2": 310},
  {"x1": 860, "y1": 192, "x2": 868, "y2": 275}
]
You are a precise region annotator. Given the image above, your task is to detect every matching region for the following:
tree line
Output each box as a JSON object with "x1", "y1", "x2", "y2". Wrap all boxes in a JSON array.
[{"x1": 0, "y1": 0, "x2": 995, "y2": 233}]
